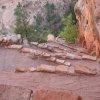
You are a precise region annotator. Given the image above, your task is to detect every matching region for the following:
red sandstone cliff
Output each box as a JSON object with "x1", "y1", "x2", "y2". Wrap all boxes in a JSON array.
[{"x1": 75, "y1": 0, "x2": 100, "y2": 57}]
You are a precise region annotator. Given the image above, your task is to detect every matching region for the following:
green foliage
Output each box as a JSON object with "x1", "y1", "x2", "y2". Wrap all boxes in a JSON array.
[
  {"x1": 14, "y1": 1, "x2": 77, "y2": 43},
  {"x1": 34, "y1": 13, "x2": 44, "y2": 33},
  {"x1": 29, "y1": 32, "x2": 47, "y2": 43},
  {"x1": 14, "y1": 3, "x2": 32, "y2": 39},
  {"x1": 45, "y1": 1, "x2": 63, "y2": 36},
  {"x1": 69, "y1": 0, "x2": 76, "y2": 24},
  {"x1": 60, "y1": 0, "x2": 77, "y2": 43},
  {"x1": 14, "y1": 3, "x2": 47, "y2": 43},
  {"x1": 60, "y1": 14, "x2": 77, "y2": 43}
]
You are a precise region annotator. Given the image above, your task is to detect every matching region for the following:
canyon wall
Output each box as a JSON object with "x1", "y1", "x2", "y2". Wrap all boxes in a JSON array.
[
  {"x1": 0, "y1": 0, "x2": 70, "y2": 34},
  {"x1": 75, "y1": 0, "x2": 100, "y2": 57}
]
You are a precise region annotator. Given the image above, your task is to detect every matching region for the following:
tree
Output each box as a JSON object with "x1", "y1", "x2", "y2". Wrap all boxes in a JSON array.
[
  {"x1": 60, "y1": 14, "x2": 77, "y2": 43},
  {"x1": 34, "y1": 13, "x2": 44, "y2": 33},
  {"x1": 69, "y1": 0, "x2": 77, "y2": 24},
  {"x1": 14, "y1": 3, "x2": 33, "y2": 39}
]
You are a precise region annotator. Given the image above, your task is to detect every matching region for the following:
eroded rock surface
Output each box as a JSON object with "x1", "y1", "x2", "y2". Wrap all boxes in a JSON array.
[
  {"x1": 75, "y1": 0, "x2": 100, "y2": 57},
  {"x1": 33, "y1": 89, "x2": 82, "y2": 100},
  {"x1": 0, "y1": 84, "x2": 32, "y2": 100},
  {"x1": 0, "y1": 0, "x2": 70, "y2": 33},
  {"x1": 0, "y1": 84, "x2": 82, "y2": 100}
]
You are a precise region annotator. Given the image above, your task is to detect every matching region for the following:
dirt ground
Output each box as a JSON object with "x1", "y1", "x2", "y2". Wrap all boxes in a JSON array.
[
  {"x1": 0, "y1": 71, "x2": 100, "y2": 100},
  {"x1": 0, "y1": 46, "x2": 100, "y2": 100}
]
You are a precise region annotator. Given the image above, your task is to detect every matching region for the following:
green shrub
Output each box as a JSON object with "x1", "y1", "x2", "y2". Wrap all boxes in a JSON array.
[
  {"x1": 14, "y1": 3, "x2": 47, "y2": 43},
  {"x1": 69, "y1": 0, "x2": 76, "y2": 24},
  {"x1": 28, "y1": 32, "x2": 47, "y2": 43},
  {"x1": 14, "y1": 3, "x2": 32, "y2": 39},
  {"x1": 34, "y1": 13, "x2": 44, "y2": 33},
  {"x1": 60, "y1": 14, "x2": 77, "y2": 43},
  {"x1": 14, "y1": 1, "x2": 77, "y2": 43}
]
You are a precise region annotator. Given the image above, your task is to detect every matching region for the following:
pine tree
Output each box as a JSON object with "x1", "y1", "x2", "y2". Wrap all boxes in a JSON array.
[{"x1": 14, "y1": 3, "x2": 31, "y2": 39}]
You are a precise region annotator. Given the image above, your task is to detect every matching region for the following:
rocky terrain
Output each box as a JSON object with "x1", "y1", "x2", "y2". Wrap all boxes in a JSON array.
[
  {"x1": 0, "y1": 0, "x2": 70, "y2": 34},
  {"x1": 0, "y1": 0, "x2": 100, "y2": 100},
  {"x1": 0, "y1": 39, "x2": 100, "y2": 100},
  {"x1": 75, "y1": 0, "x2": 100, "y2": 57}
]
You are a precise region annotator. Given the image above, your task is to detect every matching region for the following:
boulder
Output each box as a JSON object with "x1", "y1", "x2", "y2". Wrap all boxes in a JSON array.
[
  {"x1": 0, "y1": 34, "x2": 22, "y2": 45},
  {"x1": 47, "y1": 34, "x2": 55, "y2": 42},
  {"x1": 6, "y1": 34, "x2": 22, "y2": 43},
  {"x1": 15, "y1": 67, "x2": 28, "y2": 73},
  {"x1": 21, "y1": 47, "x2": 33, "y2": 53}
]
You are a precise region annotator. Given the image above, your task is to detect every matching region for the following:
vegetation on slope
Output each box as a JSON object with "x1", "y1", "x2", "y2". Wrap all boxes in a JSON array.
[{"x1": 14, "y1": 0, "x2": 77, "y2": 43}]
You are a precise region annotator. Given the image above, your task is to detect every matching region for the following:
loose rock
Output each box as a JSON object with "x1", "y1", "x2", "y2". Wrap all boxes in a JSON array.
[
  {"x1": 15, "y1": 67, "x2": 28, "y2": 73},
  {"x1": 30, "y1": 42, "x2": 38, "y2": 46},
  {"x1": 21, "y1": 47, "x2": 33, "y2": 53},
  {"x1": 47, "y1": 34, "x2": 55, "y2": 42}
]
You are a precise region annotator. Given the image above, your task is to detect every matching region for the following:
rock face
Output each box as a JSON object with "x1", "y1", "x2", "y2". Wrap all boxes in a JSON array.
[
  {"x1": 0, "y1": 0, "x2": 70, "y2": 34},
  {"x1": 75, "y1": 0, "x2": 100, "y2": 57}
]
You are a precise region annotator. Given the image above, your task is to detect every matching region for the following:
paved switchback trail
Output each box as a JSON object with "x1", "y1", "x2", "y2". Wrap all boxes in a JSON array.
[{"x1": 0, "y1": 42, "x2": 100, "y2": 100}]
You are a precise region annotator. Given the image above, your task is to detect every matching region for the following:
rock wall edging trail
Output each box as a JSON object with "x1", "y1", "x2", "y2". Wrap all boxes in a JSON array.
[{"x1": 75, "y1": 0, "x2": 100, "y2": 57}]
